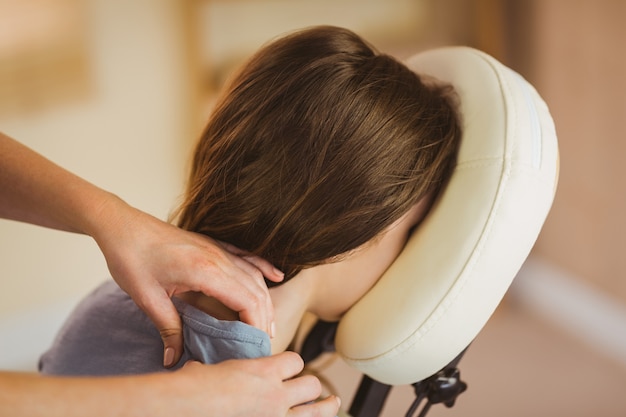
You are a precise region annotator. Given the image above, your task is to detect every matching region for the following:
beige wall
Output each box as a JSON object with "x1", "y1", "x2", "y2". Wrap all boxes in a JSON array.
[
  {"x1": 528, "y1": 0, "x2": 626, "y2": 300},
  {"x1": 427, "y1": 0, "x2": 626, "y2": 305},
  {"x1": 0, "y1": 0, "x2": 193, "y2": 316}
]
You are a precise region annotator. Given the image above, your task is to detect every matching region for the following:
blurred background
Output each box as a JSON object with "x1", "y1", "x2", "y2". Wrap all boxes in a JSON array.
[{"x1": 1, "y1": 0, "x2": 625, "y2": 416}]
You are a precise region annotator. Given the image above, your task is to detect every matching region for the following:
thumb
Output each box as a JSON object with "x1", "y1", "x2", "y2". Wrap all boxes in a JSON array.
[
  {"x1": 159, "y1": 310, "x2": 184, "y2": 368},
  {"x1": 139, "y1": 289, "x2": 184, "y2": 368}
]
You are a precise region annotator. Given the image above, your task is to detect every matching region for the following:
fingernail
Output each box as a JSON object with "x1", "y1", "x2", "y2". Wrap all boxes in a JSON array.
[
  {"x1": 335, "y1": 396, "x2": 342, "y2": 407},
  {"x1": 164, "y1": 347, "x2": 175, "y2": 367},
  {"x1": 274, "y1": 267, "x2": 285, "y2": 278},
  {"x1": 270, "y1": 321, "x2": 276, "y2": 339}
]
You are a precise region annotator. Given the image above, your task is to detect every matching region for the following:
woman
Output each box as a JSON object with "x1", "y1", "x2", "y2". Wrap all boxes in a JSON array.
[
  {"x1": 0, "y1": 132, "x2": 337, "y2": 417},
  {"x1": 40, "y1": 25, "x2": 461, "y2": 376}
]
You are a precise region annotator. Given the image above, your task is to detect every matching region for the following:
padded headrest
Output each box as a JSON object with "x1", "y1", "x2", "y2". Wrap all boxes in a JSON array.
[{"x1": 335, "y1": 47, "x2": 559, "y2": 385}]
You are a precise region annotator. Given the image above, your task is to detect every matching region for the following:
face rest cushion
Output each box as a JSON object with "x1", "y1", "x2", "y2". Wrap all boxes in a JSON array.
[{"x1": 335, "y1": 46, "x2": 559, "y2": 385}]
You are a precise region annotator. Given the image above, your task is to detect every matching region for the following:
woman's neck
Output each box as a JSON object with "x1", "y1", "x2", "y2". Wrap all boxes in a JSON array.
[
  {"x1": 176, "y1": 199, "x2": 429, "y2": 356},
  {"x1": 175, "y1": 271, "x2": 316, "y2": 354}
]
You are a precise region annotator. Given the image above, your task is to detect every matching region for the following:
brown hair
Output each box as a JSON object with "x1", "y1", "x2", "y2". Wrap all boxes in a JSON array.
[{"x1": 175, "y1": 26, "x2": 460, "y2": 283}]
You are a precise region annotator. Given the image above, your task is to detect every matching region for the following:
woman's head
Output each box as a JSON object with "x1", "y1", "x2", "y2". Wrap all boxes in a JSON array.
[{"x1": 176, "y1": 25, "x2": 461, "y2": 283}]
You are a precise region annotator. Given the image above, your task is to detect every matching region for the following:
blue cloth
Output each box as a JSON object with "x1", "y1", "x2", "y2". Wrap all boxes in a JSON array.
[{"x1": 39, "y1": 280, "x2": 271, "y2": 376}]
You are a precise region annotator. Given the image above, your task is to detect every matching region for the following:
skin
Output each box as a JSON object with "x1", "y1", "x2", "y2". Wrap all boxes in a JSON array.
[
  {"x1": 179, "y1": 197, "x2": 432, "y2": 354},
  {"x1": 0, "y1": 131, "x2": 280, "y2": 364},
  {"x1": 0, "y1": 352, "x2": 340, "y2": 417},
  {"x1": 0, "y1": 132, "x2": 339, "y2": 417}
]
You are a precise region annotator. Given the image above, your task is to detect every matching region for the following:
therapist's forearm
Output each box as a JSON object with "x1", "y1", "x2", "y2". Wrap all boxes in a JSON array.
[
  {"x1": 0, "y1": 371, "x2": 192, "y2": 417},
  {"x1": 0, "y1": 132, "x2": 123, "y2": 237},
  {"x1": 0, "y1": 354, "x2": 341, "y2": 417}
]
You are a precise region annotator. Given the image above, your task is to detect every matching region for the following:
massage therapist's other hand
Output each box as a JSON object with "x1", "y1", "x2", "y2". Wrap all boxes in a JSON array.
[
  {"x1": 0, "y1": 352, "x2": 339, "y2": 417},
  {"x1": 91, "y1": 196, "x2": 284, "y2": 367},
  {"x1": 175, "y1": 353, "x2": 341, "y2": 417}
]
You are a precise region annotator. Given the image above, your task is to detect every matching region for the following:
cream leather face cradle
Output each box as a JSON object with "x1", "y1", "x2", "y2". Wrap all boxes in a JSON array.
[{"x1": 335, "y1": 47, "x2": 559, "y2": 386}]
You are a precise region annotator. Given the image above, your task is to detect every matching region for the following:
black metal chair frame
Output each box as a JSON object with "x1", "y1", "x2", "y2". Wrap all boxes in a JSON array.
[{"x1": 300, "y1": 320, "x2": 468, "y2": 417}]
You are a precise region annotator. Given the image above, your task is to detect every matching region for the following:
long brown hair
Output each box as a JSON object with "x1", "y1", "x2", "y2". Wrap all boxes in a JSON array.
[{"x1": 175, "y1": 26, "x2": 460, "y2": 283}]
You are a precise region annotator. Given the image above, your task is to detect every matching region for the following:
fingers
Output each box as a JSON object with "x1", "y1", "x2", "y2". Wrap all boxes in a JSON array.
[
  {"x1": 214, "y1": 241, "x2": 282, "y2": 336},
  {"x1": 274, "y1": 352, "x2": 340, "y2": 417},
  {"x1": 252, "y1": 352, "x2": 340, "y2": 417},
  {"x1": 240, "y1": 254, "x2": 285, "y2": 284},
  {"x1": 198, "y1": 249, "x2": 276, "y2": 336},
  {"x1": 288, "y1": 396, "x2": 342, "y2": 417},
  {"x1": 230, "y1": 255, "x2": 275, "y2": 336},
  {"x1": 181, "y1": 359, "x2": 201, "y2": 369},
  {"x1": 274, "y1": 353, "x2": 339, "y2": 416},
  {"x1": 179, "y1": 354, "x2": 340, "y2": 417},
  {"x1": 136, "y1": 286, "x2": 184, "y2": 368},
  {"x1": 284, "y1": 374, "x2": 324, "y2": 409},
  {"x1": 218, "y1": 240, "x2": 285, "y2": 283},
  {"x1": 269, "y1": 351, "x2": 306, "y2": 380}
]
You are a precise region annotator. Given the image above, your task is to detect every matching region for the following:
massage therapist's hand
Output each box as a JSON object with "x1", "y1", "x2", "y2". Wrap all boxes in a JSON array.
[
  {"x1": 175, "y1": 353, "x2": 341, "y2": 417},
  {"x1": 0, "y1": 352, "x2": 340, "y2": 417},
  {"x1": 91, "y1": 195, "x2": 284, "y2": 367},
  {"x1": 1, "y1": 132, "x2": 282, "y2": 368}
]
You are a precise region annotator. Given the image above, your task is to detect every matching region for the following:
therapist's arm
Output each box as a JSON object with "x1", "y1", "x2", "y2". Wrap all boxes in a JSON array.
[
  {"x1": 0, "y1": 132, "x2": 282, "y2": 366},
  {"x1": 0, "y1": 352, "x2": 341, "y2": 417}
]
